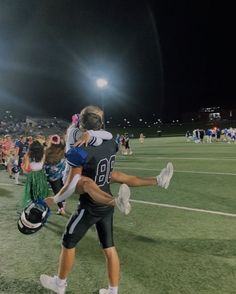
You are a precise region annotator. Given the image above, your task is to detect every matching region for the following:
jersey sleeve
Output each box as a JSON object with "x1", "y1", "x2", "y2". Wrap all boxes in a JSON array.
[
  {"x1": 87, "y1": 130, "x2": 113, "y2": 140},
  {"x1": 86, "y1": 130, "x2": 112, "y2": 146},
  {"x1": 72, "y1": 129, "x2": 83, "y2": 146},
  {"x1": 66, "y1": 127, "x2": 83, "y2": 150},
  {"x1": 88, "y1": 137, "x2": 103, "y2": 146},
  {"x1": 65, "y1": 147, "x2": 88, "y2": 167}
]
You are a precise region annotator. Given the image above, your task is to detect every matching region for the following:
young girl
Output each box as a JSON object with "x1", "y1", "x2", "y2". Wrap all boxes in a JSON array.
[
  {"x1": 44, "y1": 135, "x2": 66, "y2": 215},
  {"x1": 21, "y1": 140, "x2": 49, "y2": 208}
]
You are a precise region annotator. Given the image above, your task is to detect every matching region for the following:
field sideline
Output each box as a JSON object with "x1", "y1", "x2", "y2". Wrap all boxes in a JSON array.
[{"x1": 1, "y1": 136, "x2": 236, "y2": 294}]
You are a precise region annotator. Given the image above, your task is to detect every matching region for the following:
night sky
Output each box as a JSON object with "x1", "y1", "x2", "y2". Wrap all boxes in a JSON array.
[{"x1": 0, "y1": 0, "x2": 235, "y2": 121}]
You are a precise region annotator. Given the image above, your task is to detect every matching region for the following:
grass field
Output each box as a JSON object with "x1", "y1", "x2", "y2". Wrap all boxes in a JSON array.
[{"x1": 1, "y1": 137, "x2": 236, "y2": 294}]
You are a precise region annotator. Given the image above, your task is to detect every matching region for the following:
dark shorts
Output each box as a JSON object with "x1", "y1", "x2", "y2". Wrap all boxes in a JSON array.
[{"x1": 62, "y1": 207, "x2": 114, "y2": 249}]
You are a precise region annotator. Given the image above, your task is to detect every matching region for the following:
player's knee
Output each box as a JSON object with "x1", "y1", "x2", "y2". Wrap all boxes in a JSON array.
[{"x1": 103, "y1": 246, "x2": 118, "y2": 259}]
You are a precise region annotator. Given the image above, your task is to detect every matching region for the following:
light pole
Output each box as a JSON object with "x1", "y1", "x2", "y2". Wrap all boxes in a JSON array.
[{"x1": 96, "y1": 78, "x2": 108, "y2": 129}]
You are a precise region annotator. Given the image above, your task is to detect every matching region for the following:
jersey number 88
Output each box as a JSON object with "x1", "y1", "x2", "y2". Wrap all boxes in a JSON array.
[{"x1": 95, "y1": 155, "x2": 116, "y2": 187}]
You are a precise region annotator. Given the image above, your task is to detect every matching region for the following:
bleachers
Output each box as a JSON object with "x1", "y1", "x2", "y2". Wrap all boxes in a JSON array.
[{"x1": 0, "y1": 110, "x2": 69, "y2": 137}]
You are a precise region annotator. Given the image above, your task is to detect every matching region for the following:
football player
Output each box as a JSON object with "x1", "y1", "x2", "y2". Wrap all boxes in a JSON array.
[{"x1": 40, "y1": 106, "x2": 173, "y2": 294}]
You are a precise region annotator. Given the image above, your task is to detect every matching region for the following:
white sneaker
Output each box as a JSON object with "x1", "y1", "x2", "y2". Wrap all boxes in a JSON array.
[
  {"x1": 156, "y1": 162, "x2": 174, "y2": 189},
  {"x1": 40, "y1": 275, "x2": 67, "y2": 294},
  {"x1": 115, "y1": 184, "x2": 131, "y2": 215},
  {"x1": 99, "y1": 289, "x2": 108, "y2": 294}
]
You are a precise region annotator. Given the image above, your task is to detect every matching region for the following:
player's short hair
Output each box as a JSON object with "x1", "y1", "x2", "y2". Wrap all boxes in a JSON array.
[{"x1": 79, "y1": 105, "x2": 104, "y2": 131}]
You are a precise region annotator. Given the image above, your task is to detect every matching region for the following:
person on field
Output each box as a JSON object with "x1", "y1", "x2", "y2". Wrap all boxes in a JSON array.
[
  {"x1": 63, "y1": 112, "x2": 113, "y2": 183},
  {"x1": 20, "y1": 140, "x2": 49, "y2": 208},
  {"x1": 40, "y1": 105, "x2": 174, "y2": 294},
  {"x1": 44, "y1": 135, "x2": 67, "y2": 215}
]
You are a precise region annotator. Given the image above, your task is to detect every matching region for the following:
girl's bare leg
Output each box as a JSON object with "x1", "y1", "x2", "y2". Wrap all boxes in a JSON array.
[{"x1": 77, "y1": 177, "x2": 116, "y2": 206}]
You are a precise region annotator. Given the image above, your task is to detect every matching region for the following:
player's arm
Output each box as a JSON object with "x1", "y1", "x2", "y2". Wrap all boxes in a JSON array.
[
  {"x1": 54, "y1": 167, "x2": 82, "y2": 203},
  {"x1": 111, "y1": 170, "x2": 157, "y2": 187},
  {"x1": 73, "y1": 131, "x2": 101, "y2": 147},
  {"x1": 87, "y1": 130, "x2": 112, "y2": 140},
  {"x1": 68, "y1": 128, "x2": 82, "y2": 149},
  {"x1": 74, "y1": 130, "x2": 112, "y2": 147},
  {"x1": 76, "y1": 176, "x2": 116, "y2": 206},
  {"x1": 86, "y1": 129, "x2": 113, "y2": 146},
  {"x1": 45, "y1": 167, "x2": 82, "y2": 207}
]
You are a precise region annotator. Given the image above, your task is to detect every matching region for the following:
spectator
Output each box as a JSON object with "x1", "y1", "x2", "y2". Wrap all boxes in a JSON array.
[
  {"x1": 44, "y1": 135, "x2": 66, "y2": 215},
  {"x1": 20, "y1": 140, "x2": 49, "y2": 208}
]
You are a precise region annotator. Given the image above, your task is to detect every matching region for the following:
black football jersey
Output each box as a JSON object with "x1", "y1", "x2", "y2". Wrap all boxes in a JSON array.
[{"x1": 79, "y1": 139, "x2": 118, "y2": 215}]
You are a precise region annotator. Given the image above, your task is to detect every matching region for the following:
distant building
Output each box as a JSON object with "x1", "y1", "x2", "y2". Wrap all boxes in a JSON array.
[
  {"x1": 199, "y1": 107, "x2": 221, "y2": 121},
  {"x1": 182, "y1": 107, "x2": 236, "y2": 122}
]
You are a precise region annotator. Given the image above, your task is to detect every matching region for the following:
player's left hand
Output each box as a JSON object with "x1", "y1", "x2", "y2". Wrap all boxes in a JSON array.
[{"x1": 73, "y1": 132, "x2": 90, "y2": 147}]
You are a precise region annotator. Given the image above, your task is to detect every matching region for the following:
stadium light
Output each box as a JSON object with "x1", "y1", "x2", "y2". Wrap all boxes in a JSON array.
[
  {"x1": 96, "y1": 78, "x2": 108, "y2": 89},
  {"x1": 96, "y1": 78, "x2": 108, "y2": 129}
]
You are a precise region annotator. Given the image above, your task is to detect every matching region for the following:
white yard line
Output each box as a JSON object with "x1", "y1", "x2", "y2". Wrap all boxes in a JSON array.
[
  {"x1": 0, "y1": 183, "x2": 15, "y2": 186},
  {"x1": 1, "y1": 181, "x2": 235, "y2": 218},
  {"x1": 119, "y1": 156, "x2": 236, "y2": 161},
  {"x1": 130, "y1": 199, "x2": 236, "y2": 218},
  {"x1": 116, "y1": 166, "x2": 236, "y2": 176},
  {"x1": 172, "y1": 170, "x2": 236, "y2": 176}
]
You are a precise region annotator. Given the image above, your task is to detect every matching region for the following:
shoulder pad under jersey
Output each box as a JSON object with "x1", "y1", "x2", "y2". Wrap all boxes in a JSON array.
[{"x1": 65, "y1": 147, "x2": 88, "y2": 167}]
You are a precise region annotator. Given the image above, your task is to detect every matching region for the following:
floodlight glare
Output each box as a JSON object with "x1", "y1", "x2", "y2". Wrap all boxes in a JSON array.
[{"x1": 96, "y1": 78, "x2": 108, "y2": 88}]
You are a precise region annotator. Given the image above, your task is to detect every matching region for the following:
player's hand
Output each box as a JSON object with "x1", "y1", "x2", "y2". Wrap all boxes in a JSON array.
[
  {"x1": 73, "y1": 132, "x2": 90, "y2": 147},
  {"x1": 44, "y1": 197, "x2": 56, "y2": 208}
]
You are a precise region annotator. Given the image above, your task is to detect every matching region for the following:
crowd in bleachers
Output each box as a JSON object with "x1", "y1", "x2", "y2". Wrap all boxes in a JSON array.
[
  {"x1": 0, "y1": 117, "x2": 26, "y2": 135},
  {"x1": 0, "y1": 111, "x2": 68, "y2": 137}
]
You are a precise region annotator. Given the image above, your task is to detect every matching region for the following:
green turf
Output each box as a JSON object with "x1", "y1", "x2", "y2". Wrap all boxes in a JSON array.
[{"x1": 0, "y1": 137, "x2": 236, "y2": 293}]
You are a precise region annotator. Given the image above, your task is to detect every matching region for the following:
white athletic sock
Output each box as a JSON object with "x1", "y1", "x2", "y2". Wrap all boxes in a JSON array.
[
  {"x1": 108, "y1": 286, "x2": 118, "y2": 294},
  {"x1": 56, "y1": 276, "x2": 67, "y2": 287}
]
